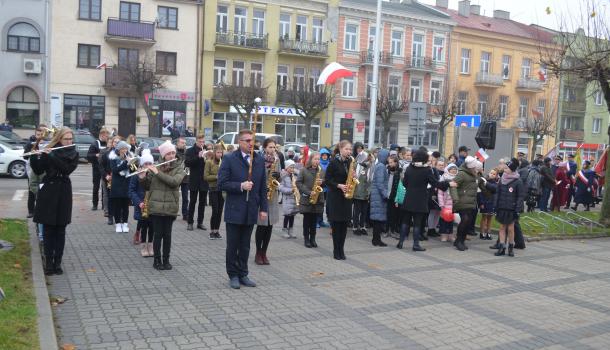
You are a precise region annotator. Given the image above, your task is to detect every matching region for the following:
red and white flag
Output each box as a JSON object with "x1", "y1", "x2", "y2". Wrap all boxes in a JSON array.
[
  {"x1": 96, "y1": 62, "x2": 107, "y2": 69},
  {"x1": 475, "y1": 148, "x2": 489, "y2": 162}
]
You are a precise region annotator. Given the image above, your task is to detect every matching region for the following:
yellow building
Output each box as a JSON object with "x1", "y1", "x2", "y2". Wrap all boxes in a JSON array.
[
  {"x1": 440, "y1": 0, "x2": 558, "y2": 158},
  {"x1": 200, "y1": 0, "x2": 338, "y2": 148}
]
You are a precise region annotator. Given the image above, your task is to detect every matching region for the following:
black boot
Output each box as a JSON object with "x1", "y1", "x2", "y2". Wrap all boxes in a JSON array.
[
  {"x1": 428, "y1": 228, "x2": 439, "y2": 237},
  {"x1": 310, "y1": 232, "x2": 318, "y2": 248},
  {"x1": 360, "y1": 228, "x2": 368, "y2": 236},
  {"x1": 396, "y1": 241, "x2": 403, "y2": 249},
  {"x1": 508, "y1": 243, "x2": 514, "y2": 257},
  {"x1": 455, "y1": 241, "x2": 467, "y2": 251},
  {"x1": 153, "y1": 257, "x2": 163, "y2": 270},
  {"x1": 107, "y1": 216, "x2": 114, "y2": 225},
  {"x1": 54, "y1": 256, "x2": 63, "y2": 275},
  {"x1": 44, "y1": 256, "x2": 55, "y2": 276},
  {"x1": 412, "y1": 241, "x2": 426, "y2": 252},
  {"x1": 353, "y1": 227, "x2": 361, "y2": 236},
  {"x1": 304, "y1": 232, "x2": 312, "y2": 248},
  {"x1": 163, "y1": 257, "x2": 172, "y2": 270},
  {"x1": 490, "y1": 238, "x2": 500, "y2": 249},
  {"x1": 332, "y1": 237, "x2": 340, "y2": 260},
  {"x1": 495, "y1": 243, "x2": 506, "y2": 256},
  {"x1": 479, "y1": 232, "x2": 485, "y2": 239}
]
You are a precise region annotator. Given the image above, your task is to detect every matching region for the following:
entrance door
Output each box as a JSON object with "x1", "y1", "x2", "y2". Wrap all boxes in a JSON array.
[
  {"x1": 340, "y1": 118, "x2": 354, "y2": 143},
  {"x1": 118, "y1": 97, "x2": 136, "y2": 137}
]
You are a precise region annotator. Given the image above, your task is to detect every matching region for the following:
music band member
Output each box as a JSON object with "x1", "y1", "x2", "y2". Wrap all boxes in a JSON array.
[
  {"x1": 100, "y1": 136, "x2": 121, "y2": 224},
  {"x1": 296, "y1": 152, "x2": 325, "y2": 249},
  {"x1": 109, "y1": 141, "x2": 133, "y2": 233},
  {"x1": 254, "y1": 138, "x2": 281, "y2": 265},
  {"x1": 86, "y1": 128, "x2": 109, "y2": 212},
  {"x1": 204, "y1": 144, "x2": 225, "y2": 240},
  {"x1": 185, "y1": 135, "x2": 209, "y2": 231},
  {"x1": 31, "y1": 127, "x2": 79, "y2": 275},
  {"x1": 218, "y1": 129, "x2": 268, "y2": 289},
  {"x1": 128, "y1": 149, "x2": 155, "y2": 257}
]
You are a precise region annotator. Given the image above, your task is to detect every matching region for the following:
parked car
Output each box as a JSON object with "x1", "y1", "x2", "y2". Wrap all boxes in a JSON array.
[
  {"x1": 0, "y1": 135, "x2": 24, "y2": 150},
  {"x1": 138, "y1": 137, "x2": 167, "y2": 160},
  {"x1": 217, "y1": 132, "x2": 284, "y2": 150},
  {"x1": 0, "y1": 140, "x2": 27, "y2": 178},
  {"x1": 0, "y1": 130, "x2": 29, "y2": 148},
  {"x1": 172, "y1": 137, "x2": 214, "y2": 149},
  {"x1": 283, "y1": 143, "x2": 318, "y2": 159},
  {"x1": 73, "y1": 133, "x2": 96, "y2": 160}
]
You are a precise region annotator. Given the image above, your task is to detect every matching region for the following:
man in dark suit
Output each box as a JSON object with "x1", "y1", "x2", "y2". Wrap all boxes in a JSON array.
[
  {"x1": 218, "y1": 129, "x2": 268, "y2": 289},
  {"x1": 86, "y1": 128, "x2": 109, "y2": 211},
  {"x1": 184, "y1": 134, "x2": 209, "y2": 231}
]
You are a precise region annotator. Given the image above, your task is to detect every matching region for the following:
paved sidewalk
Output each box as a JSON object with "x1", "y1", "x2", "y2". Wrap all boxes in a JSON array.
[{"x1": 40, "y1": 193, "x2": 610, "y2": 350}]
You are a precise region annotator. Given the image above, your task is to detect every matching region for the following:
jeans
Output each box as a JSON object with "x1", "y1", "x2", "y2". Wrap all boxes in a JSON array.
[
  {"x1": 43, "y1": 224, "x2": 66, "y2": 264},
  {"x1": 438, "y1": 218, "x2": 453, "y2": 234},
  {"x1": 180, "y1": 183, "x2": 189, "y2": 218},
  {"x1": 208, "y1": 190, "x2": 224, "y2": 231},
  {"x1": 538, "y1": 187, "x2": 551, "y2": 211},
  {"x1": 352, "y1": 199, "x2": 368, "y2": 228},
  {"x1": 150, "y1": 215, "x2": 174, "y2": 259},
  {"x1": 102, "y1": 179, "x2": 110, "y2": 213},
  {"x1": 111, "y1": 198, "x2": 129, "y2": 223},
  {"x1": 225, "y1": 223, "x2": 254, "y2": 278},
  {"x1": 92, "y1": 169, "x2": 102, "y2": 207},
  {"x1": 399, "y1": 212, "x2": 426, "y2": 245},
  {"x1": 188, "y1": 189, "x2": 208, "y2": 225}
]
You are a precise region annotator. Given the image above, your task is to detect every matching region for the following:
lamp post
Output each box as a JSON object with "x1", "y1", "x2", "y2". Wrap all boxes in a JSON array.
[{"x1": 367, "y1": 0, "x2": 383, "y2": 149}]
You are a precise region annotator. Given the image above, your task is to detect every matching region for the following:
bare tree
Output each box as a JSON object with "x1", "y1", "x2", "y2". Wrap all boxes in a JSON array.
[
  {"x1": 361, "y1": 87, "x2": 408, "y2": 148},
  {"x1": 538, "y1": 0, "x2": 610, "y2": 225},
  {"x1": 282, "y1": 78, "x2": 333, "y2": 145},
  {"x1": 430, "y1": 88, "x2": 461, "y2": 155},
  {"x1": 525, "y1": 104, "x2": 558, "y2": 162},
  {"x1": 215, "y1": 78, "x2": 268, "y2": 127}
]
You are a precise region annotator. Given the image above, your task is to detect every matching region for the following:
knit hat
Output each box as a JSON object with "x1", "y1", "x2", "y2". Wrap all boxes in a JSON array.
[
  {"x1": 285, "y1": 159, "x2": 296, "y2": 168},
  {"x1": 465, "y1": 156, "x2": 478, "y2": 168},
  {"x1": 140, "y1": 149, "x2": 154, "y2": 165},
  {"x1": 158, "y1": 140, "x2": 176, "y2": 158},
  {"x1": 445, "y1": 163, "x2": 458, "y2": 172},
  {"x1": 474, "y1": 160, "x2": 483, "y2": 170},
  {"x1": 115, "y1": 141, "x2": 130, "y2": 151},
  {"x1": 506, "y1": 158, "x2": 519, "y2": 172}
]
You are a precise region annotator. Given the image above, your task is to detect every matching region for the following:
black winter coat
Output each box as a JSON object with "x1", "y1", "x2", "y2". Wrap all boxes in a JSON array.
[
  {"x1": 494, "y1": 178, "x2": 526, "y2": 213},
  {"x1": 109, "y1": 151, "x2": 130, "y2": 198},
  {"x1": 86, "y1": 139, "x2": 107, "y2": 174},
  {"x1": 99, "y1": 147, "x2": 113, "y2": 177},
  {"x1": 176, "y1": 148, "x2": 189, "y2": 184},
  {"x1": 184, "y1": 145, "x2": 208, "y2": 191},
  {"x1": 31, "y1": 147, "x2": 79, "y2": 226},
  {"x1": 324, "y1": 155, "x2": 353, "y2": 222},
  {"x1": 400, "y1": 164, "x2": 448, "y2": 213}
]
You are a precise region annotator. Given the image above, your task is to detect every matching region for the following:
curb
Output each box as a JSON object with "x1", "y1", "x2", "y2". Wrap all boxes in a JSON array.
[
  {"x1": 526, "y1": 233, "x2": 610, "y2": 242},
  {"x1": 29, "y1": 222, "x2": 59, "y2": 350}
]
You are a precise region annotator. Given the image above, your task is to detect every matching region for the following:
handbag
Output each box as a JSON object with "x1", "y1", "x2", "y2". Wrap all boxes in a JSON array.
[{"x1": 394, "y1": 181, "x2": 406, "y2": 205}]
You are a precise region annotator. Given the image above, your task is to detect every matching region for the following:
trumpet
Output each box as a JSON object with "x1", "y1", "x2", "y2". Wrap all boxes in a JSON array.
[
  {"x1": 22, "y1": 144, "x2": 75, "y2": 157},
  {"x1": 126, "y1": 158, "x2": 177, "y2": 177}
]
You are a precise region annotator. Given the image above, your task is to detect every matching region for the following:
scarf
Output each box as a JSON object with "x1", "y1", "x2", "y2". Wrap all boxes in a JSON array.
[
  {"x1": 442, "y1": 171, "x2": 456, "y2": 182},
  {"x1": 501, "y1": 171, "x2": 520, "y2": 185},
  {"x1": 264, "y1": 152, "x2": 276, "y2": 169}
]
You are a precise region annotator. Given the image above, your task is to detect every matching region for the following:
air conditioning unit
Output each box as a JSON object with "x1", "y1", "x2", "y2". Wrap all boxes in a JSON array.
[{"x1": 24, "y1": 59, "x2": 42, "y2": 74}]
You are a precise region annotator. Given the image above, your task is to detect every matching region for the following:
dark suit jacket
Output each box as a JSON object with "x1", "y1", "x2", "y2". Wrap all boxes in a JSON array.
[
  {"x1": 184, "y1": 145, "x2": 208, "y2": 191},
  {"x1": 218, "y1": 150, "x2": 268, "y2": 225}
]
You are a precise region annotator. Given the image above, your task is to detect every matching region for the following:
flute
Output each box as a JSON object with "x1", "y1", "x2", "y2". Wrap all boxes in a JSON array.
[
  {"x1": 126, "y1": 158, "x2": 177, "y2": 177},
  {"x1": 22, "y1": 144, "x2": 75, "y2": 156}
]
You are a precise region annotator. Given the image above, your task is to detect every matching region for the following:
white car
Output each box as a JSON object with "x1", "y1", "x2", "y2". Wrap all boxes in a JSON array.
[{"x1": 0, "y1": 140, "x2": 27, "y2": 178}]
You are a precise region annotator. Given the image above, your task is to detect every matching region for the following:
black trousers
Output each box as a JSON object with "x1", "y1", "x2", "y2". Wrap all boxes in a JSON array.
[
  {"x1": 456, "y1": 210, "x2": 474, "y2": 244},
  {"x1": 188, "y1": 189, "x2": 207, "y2": 225},
  {"x1": 283, "y1": 215, "x2": 295, "y2": 229},
  {"x1": 255, "y1": 225, "x2": 273, "y2": 251},
  {"x1": 331, "y1": 221, "x2": 348, "y2": 257},
  {"x1": 112, "y1": 198, "x2": 129, "y2": 223},
  {"x1": 303, "y1": 213, "x2": 318, "y2": 237},
  {"x1": 92, "y1": 170, "x2": 101, "y2": 206},
  {"x1": 399, "y1": 212, "x2": 426, "y2": 244},
  {"x1": 103, "y1": 180, "x2": 112, "y2": 214},
  {"x1": 387, "y1": 201, "x2": 400, "y2": 233},
  {"x1": 209, "y1": 190, "x2": 224, "y2": 231},
  {"x1": 372, "y1": 220, "x2": 385, "y2": 242},
  {"x1": 352, "y1": 199, "x2": 368, "y2": 228},
  {"x1": 150, "y1": 215, "x2": 174, "y2": 259},
  {"x1": 226, "y1": 223, "x2": 254, "y2": 278},
  {"x1": 28, "y1": 190, "x2": 36, "y2": 214},
  {"x1": 180, "y1": 183, "x2": 189, "y2": 218},
  {"x1": 43, "y1": 224, "x2": 66, "y2": 264},
  {"x1": 139, "y1": 219, "x2": 153, "y2": 243}
]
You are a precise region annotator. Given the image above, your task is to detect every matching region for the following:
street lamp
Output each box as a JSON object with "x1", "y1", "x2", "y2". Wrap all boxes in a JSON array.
[{"x1": 367, "y1": 0, "x2": 383, "y2": 149}]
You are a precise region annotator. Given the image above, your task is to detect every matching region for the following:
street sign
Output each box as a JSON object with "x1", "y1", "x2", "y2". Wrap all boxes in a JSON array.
[{"x1": 455, "y1": 115, "x2": 481, "y2": 128}]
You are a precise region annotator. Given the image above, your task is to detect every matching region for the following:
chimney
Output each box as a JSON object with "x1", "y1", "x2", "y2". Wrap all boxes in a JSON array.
[
  {"x1": 470, "y1": 4, "x2": 481, "y2": 15},
  {"x1": 436, "y1": 0, "x2": 448, "y2": 9},
  {"x1": 458, "y1": 0, "x2": 470, "y2": 17},
  {"x1": 493, "y1": 10, "x2": 510, "y2": 20}
]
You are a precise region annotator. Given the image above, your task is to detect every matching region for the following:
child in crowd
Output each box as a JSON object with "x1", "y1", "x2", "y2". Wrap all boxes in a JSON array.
[
  {"x1": 280, "y1": 160, "x2": 299, "y2": 238},
  {"x1": 438, "y1": 163, "x2": 458, "y2": 242},
  {"x1": 386, "y1": 155, "x2": 401, "y2": 238},
  {"x1": 128, "y1": 149, "x2": 155, "y2": 257},
  {"x1": 494, "y1": 159, "x2": 526, "y2": 257},
  {"x1": 478, "y1": 168, "x2": 498, "y2": 240}
]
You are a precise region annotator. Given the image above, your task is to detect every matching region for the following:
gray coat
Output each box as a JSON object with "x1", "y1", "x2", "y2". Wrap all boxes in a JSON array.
[
  {"x1": 279, "y1": 172, "x2": 299, "y2": 216},
  {"x1": 257, "y1": 156, "x2": 281, "y2": 226},
  {"x1": 296, "y1": 166, "x2": 325, "y2": 214},
  {"x1": 370, "y1": 149, "x2": 389, "y2": 221}
]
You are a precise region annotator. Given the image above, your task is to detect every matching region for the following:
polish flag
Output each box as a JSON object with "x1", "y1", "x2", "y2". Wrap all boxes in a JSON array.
[
  {"x1": 96, "y1": 62, "x2": 107, "y2": 69},
  {"x1": 317, "y1": 62, "x2": 353, "y2": 85},
  {"x1": 475, "y1": 148, "x2": 489, "y2": 162}
]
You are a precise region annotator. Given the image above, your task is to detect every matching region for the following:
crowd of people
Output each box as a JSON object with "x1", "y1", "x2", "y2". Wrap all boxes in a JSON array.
[{"x1": 23, "y1": 125, "x2": 606, "y2": 288}]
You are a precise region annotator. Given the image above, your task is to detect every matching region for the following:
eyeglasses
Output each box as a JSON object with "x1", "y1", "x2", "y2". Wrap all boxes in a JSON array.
[
  {"x1": 240, "y1": 139, "x2": 253, "y2": 143},
  {"x1": 62, "y1": 138, "x2": 73, "y2": 141}
]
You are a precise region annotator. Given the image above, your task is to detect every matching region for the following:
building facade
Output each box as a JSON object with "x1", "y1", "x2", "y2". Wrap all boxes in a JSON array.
[
  {"x1": 201, "y1": 0, "x2": 338, "y2": 148},
  {"x1": 0, "y1": 0, "x2": 48, "y2": 137},
  {"x1": 49, "y1": 0, "x2": 201, "y2": 138},
  {"x1": 334, "y1": 0, "x2": 453, "y2": 148}
]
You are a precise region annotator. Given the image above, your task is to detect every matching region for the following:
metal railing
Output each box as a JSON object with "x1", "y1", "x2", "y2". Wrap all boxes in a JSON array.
[
  {"x1": 215, "y1": 31, "x2": 268, "y2": 50},
  {"x1": 279, "y1": 39, "x2": 328, "y2": 56},
  {"x1": 516, "y1": 78, "x2": 544, "y2": 91},
  {"x1": 475, "y1": 72, "x2": 504, "y2": 86},
  {"x1": 105, "y1": 68, "x2": 153, "y2": 89},
  {"x1": 559, "y1": 129, "x2": 584, "y2": 141},
  {"x1": 561, "y1": 100, "x2": 586, "y2": 113},
  {"x1": 360, "y1": 50, "x2": 393, "y2": 65},
  {"x1": 106, "y1": 17, "x2": 155, "y2": 41},
  {"x1": 406, "y1": 56, "x2": 435, "y2": 71}
]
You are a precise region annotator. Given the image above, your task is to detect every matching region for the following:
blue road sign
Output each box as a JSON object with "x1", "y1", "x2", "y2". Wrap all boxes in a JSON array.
[{"x1": 455, "y1": 115, "x2": 481, "y2": 128}]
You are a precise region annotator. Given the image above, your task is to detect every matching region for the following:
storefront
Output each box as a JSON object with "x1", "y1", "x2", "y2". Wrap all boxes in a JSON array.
[
  {"x1": 212, "y1": 112, "x2": 263, "y2": 140},
  {"x1": 6, "y1": 86, "x2": 39, "y2": 129},
  {"x1": 63, "y1": 94, "x2": 105, "y2": 136},
  {"x1": 149, "y1": 89, "x2": 195, "y2": 137},
  {"x1": 558, "y1": 142, "x2": 607, "y2": 162}
]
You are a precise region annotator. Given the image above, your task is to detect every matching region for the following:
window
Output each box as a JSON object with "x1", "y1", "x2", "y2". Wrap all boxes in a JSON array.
[
  {"x1": 563, "y1": 87, "x2": 576, "y2": 102},
  {"x1": 313, "y1": 18, "x2": 323, "y2": 43},
  {"x1": 156, "y1": 51, "x2": 176, "y2": 74},
  {"x1": 293, "y1": 67, "x2": 305, "y2": 91},
  {"x1": 216, "y1": 6, "x2": 228, "y2": 33},
  {"x1": 366, "y1": 72, "x2": 373, "y2": 98},
  {"x1": 412, "y1": 33, "x2": 423, "y2": 59},
  {"x1": 342, "y1": 76, "x2": 355, "y2": 98},
  {"x1": 502, "y1": 55, "x2": 511, "y2": 79},
  {"x1": 369, "y1": 25, "x2": 382, "y2": 50},
  {"x1": 213, "y1": 59, "x2": 226, "y2": 85},
  {"x1": 430, "y1": 80, "x2": 442, "y2": 105},
  {"x1": 365, "y1": 120, "x2": 398, "y2": 146},
  {"x1": 7, "y1": 22, "x2": 40, "y2": 53},
  {"x1": 595, "y1": 90, "x2": 603, "y2": 105},
  {"x1": 279, "y1": 13, "x2": 291, "y2": 39},
  {"x1": 232, "y1": 61, "x2": 245, "y2": 86},
  {"x1": 519, "y1": 97, "x2": 529, "y2": 119},
  {"x1": 63, "y1": 94, "x2": 105, "y2": 134},
  {"x1": 389, "y1": 75, "x2": 401, "y2": 100},
  {"x1": 410, "y1": 79, "x2": 421, "y2": 102},
  {"x1": 521, "y1": 58, "x2": 531, "y2": 78},
  {"x1": 480, "y1": 51, "x2": 491, "y2": 73},
  {"x1": 537, "y1": 99, "x2": 546, "y2": 115},
  {"x1": 499, "y1": 95, "x2": 508, "y2": 119},
  {"x1": 6, "y1": 86, "x2": 39, "y2": 128},
  {"x1": 478, "y1": 94, "x2": 488, "y2": 116},
  {"x1": 252, "y1": 9, "x2": 265, "y2": 37},
  {"x1": 593, "y1": 118, "x2": 602, "y2": 133},
  {"x1": 460, "y1": 48, "x2": 470, "y2": 74},
  {"x1": 296, "y1": 16, "x2": 307, "y2": 41},
  {"x1": 562, "y1": 116, "x2": 582, "y2": 130},
  {"x1": 275, "y1": 116, "x2": 320, "y2": 147},
  {"x1": 120, "y1": 2, "x2": 140, "y2": 22},
  {"x1": 309, "y1": 68, "x2": 321, "y2": 92},
  {"x1": 433, "y1": 36, "x2": 445, "y2": 62},
  {"x1": 344, "y1": 24, "x2": 358, "y2": 51},
  {"x1": 77, "y1": 44, "x2": 100, "y2": 68},
  {"x1": 391, "y1": 30, "x2": 402, "y2": 56},
  {"x1": 277, "y1": 65, "x2": 288, "y2": 90},
  {"x1": 234, "y1": 7, "x2": 247, "y2": 34},
  {"x1": 250, "y1": 63, "x2": 263, "y2": 87},
  {"x1": 158, "y1": 6, "x2": 177, "y2": 29},
  {"x1": 213, "y1": 112, "x2": 263, "y2": 138},
  {"x1": 457, "y1": 91, "x2": 468, "y2": 115},
  {"x1": 79, "y1": 0, "x2": 101, "y2": 20},
  {"x1": 118, "y1": 48, "x2": 138, "y2": 68}
]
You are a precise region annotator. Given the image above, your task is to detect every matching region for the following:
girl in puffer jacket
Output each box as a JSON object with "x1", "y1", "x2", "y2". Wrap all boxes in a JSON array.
[
  {"x1": 437, "y1": 163, "x2": 458, "y2": 242},
  {"x1": 477, "y1": 168, "x2": 498, "y2": 240},
  {"x1": 280, "y1": 160, "x2": 299, "y2": 238}
]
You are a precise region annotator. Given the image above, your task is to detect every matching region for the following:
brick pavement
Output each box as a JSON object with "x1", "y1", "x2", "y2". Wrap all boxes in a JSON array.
[{"x1": 31, "y1": 187, "x2": 610, "y2": 349}]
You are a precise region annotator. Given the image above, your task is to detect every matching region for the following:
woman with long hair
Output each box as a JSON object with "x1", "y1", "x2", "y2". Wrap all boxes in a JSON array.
[
  {"x1": 254, "y1": 138, "x2": 281, "y2": 265},
  {"x1": 204, "y1": 144, "x2": 225, "y2": 239},
  {"x1": 31, "y1": 127, "x2": 79, "y2": 275},
  {"x1": 325, "y1": 140, "x2": 354, "y2": 260},
  {"x1": 493, "y1": 159, "x2": 526, "y2": 257},
  {"x1": 297, "y1": 152, "x2": 325, "y2": 248},
  {"x1": 127, "y1": 134, "x2": 137, "y2": 153}
]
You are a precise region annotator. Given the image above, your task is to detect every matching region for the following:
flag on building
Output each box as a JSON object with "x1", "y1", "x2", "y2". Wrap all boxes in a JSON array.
[
  {"x1": 317, "y1": 62, "x2": 353, "y2": 85},
  {"x1": 96, "y1": 62, "x2": 107, "y2": 69},
  {"x1": 475, "y1": 148, "x2": 489, "y2": 162},
  {"x1": 537, "y1": 65, "x2": 547, "y2": 82},
  {"x1": 532, "y1": 109, "x2": 543, "y2": 118}
]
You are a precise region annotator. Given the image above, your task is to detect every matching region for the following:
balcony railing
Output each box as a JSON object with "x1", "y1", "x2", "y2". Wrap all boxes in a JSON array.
[
  {"x1": 106, "y1": 18, "x2": 155, "y2": 43},
  {"x1": 215, "y1": 31, "x2": 268, "y2": 50},
  {"x1": 561, "y1": 100, "x2": 586, "y2": 113},
  {"x1": 104, "y1": 68, "x2": 154, "y2": 89},
  {"x1": 406, "y1": 56, "x2": 435, "y2": 71},
  {"x1": 516, "y1": 78, "x2": 544, "y2": 92},
  {"x1": 474, "y1": 72, "x2": 504, "y2": 87},
  {"x1": 212, "y1": 85, "x2": 268, "y2": 101},
  {"x1": 279, "y1": 39, "x2": 328, "y2": 57},
  {"x1": 360, "y1": 50, "x2": 393, "y2": 66},
  {"x1": 560, "y1": 129, "x2": 584, "y2": 141}
]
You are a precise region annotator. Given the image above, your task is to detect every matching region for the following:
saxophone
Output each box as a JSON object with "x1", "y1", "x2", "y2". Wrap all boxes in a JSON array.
[
  {"x1": 142, "y1": 191, "x2": 150, "y2": 219},
  {"x1": 344, "y1": 156, "x2": 359, "y2": 199},
  {"x1": 292, "y1": 173, "x2": 300, "y2": 206},
  {"x1": 309, "y1": 166, "x2": 323, "y2": 204},
  {"x1": 266, "y1": 158, "x2": 280, "y2": 200}
]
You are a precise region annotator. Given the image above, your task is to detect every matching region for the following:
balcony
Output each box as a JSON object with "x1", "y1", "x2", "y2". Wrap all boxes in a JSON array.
[
  {"x1": 212, "y1": 85, "x2": 268, "y2": 102},
  {"x1": 561, "y1": 100, "x2": 587, "y2": 114},
  {"x1": 560, "y1": 129, "x2": 584, "y2": 142},
  {"x1": 215, "y1": 31, "x2": 269, "y2": 52},
  {"x1": 406, "y1": 56, "x2": 435, "y2": 72},
  {"x1": 105, "y1": 18, "x2": 155, "y2": 45},
  {"x1": 474, "y1": 72, "x2": 504, "y2": 88},
  {"x1": 278, "y1": 39, "x2": 328, "y2": 58},
  {"x1": 516, "y1": 78, "x2": 544, "y2": 92},
  {"x1": 104, "y1": 67, "x2": 154, "y2": 90},
  {"x1": 360, "y1": 51, "x2": 393, "y2": 67}
]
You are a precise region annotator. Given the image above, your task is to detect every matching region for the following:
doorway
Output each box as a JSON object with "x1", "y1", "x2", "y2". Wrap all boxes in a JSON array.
[
  {"x1": 118, "y1": 97, "x2": 136, "y2": 137},
  {"x1": 340, "y1": 118, "x2": 354, "y2": 143}
]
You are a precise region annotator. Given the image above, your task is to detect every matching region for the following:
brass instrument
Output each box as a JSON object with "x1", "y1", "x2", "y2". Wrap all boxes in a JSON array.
[
  {"x1": 128, "y1": 156, "x2": 140, "y2": 173},
  {"x1": 142, "y1": 191, "x2": 150, "y2": 219},
  {"x1": 218, "y1": 140, "x2": 227, "y2": 151},
  {"x1": 126, "y1": 158, "x2": 178, "y2": 177},
  {"x1": 309, "y1": 166, "x2": 323, "y2": 205},
  {"x1": 266, "y1": 158, "x2": 280, "y2": 200},
  {"x1": 344, "y1": 156, "x2": 359, "y2": 199},
  {"x1": 292, "y1": 173, "x2": 300, "y2": 206}
]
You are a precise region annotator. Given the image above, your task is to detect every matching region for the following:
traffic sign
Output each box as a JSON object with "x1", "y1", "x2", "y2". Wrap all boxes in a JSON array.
[{"x1": 455, "y1": 115, "x2": 481, "y2": 128}]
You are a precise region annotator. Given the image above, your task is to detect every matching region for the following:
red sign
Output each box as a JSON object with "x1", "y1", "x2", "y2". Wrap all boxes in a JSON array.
[
  {"x1": 344, "y1": 113, "x2": 353, "y2": 119},
  {"x1": 356, "y1": 121, "x2": 365, "y2": 132}
]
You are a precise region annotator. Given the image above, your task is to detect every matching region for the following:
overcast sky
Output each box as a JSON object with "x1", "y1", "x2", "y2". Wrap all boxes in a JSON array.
[{"x1": 418, "y1": 0, "x2": 610, "y2": 31}]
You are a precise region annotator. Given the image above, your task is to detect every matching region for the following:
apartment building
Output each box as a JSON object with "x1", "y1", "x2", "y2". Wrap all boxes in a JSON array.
[
  {"x1": 0, "y1": 0, "x2": 48, "y2": 137},
  {"x1": 334, "y1": 0, "x2": 454, "y2": 148},
  {"x1": 201, "y1": 0, "x2": 338, "y2": 148},
  {"x1": 49, "y1": 0, "x2": 201, "y2": 137}
]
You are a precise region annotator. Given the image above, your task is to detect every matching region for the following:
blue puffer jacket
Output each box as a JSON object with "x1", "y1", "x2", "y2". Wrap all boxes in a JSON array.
[
  {"x1": 370, "y1": 149, "x2": 390, "y2": 221},
  {"x1": 128, "y1": 175, "x2": 146, "y2": 221},
  {"x1": 319, "y1": 147, "x2": 331, "y2": 193}
]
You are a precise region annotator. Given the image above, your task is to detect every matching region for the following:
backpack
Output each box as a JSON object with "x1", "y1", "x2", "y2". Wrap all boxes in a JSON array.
[{"x1": 525, "y1": 168, "x2": 542, "y2": 195}]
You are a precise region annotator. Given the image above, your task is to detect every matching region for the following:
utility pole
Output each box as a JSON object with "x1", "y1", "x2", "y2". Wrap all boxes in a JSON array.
[{"x1": 367, "y1": 0, "x2": 382, "y2": 149}]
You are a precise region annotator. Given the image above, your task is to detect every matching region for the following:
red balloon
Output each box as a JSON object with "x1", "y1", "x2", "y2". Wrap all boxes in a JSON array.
[{"x1": 441, "y1": 208, "x2": 454, "y2": 222}]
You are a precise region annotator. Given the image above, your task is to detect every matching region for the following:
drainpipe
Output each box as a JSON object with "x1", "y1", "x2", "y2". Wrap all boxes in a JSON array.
[
  {"x1": 194, "y1": 0, "x2": 203, "y2": 135},
  {"x1": 44, "y1": 0, "x2": 51, "y2": 125}
]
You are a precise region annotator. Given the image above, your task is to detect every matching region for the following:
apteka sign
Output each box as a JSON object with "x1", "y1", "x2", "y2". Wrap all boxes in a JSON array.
[{"x1": 230, "y1": 105, "x2": 303, "y2": 117}]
